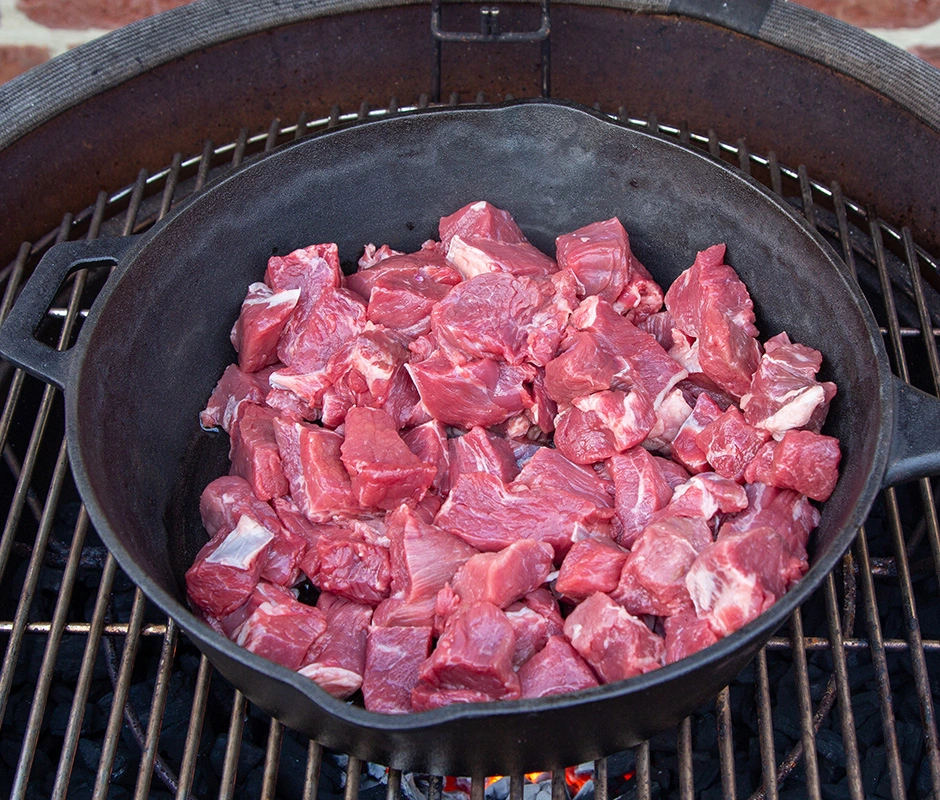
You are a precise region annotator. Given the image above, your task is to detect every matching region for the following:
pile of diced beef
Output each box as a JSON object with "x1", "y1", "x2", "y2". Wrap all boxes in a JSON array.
[{"x1": 187, "y1": 201, "x2": 842, "y2": 714}]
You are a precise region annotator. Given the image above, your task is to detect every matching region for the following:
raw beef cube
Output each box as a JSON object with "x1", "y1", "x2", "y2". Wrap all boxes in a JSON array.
[
  {"x1": 608, "y1": 446, "x2": 674, "y2": 547},
  {"x1": 686, "y1": 525, "x2": 807, "y2": 636},
  {"x1": 563, "y1": 592, "x2": 665, "y2": 683},
  {"x1": 447, "y1": 236, "x2": 557, "y2": 279},
  {"x1": 744, "y1": 430, "x2": 841, "y2": 501},
  {"x1": 613, "y1": 254, "x2": 665, "y2": 324},
  {"x1": 554, "y1": 389, "x2": 656, "y2": 465},
  {"x1": 435, "y1": 471, "x2": 601, "y2": 558},
  {"x1": 526, "y1": 369, "x2": 559, "y2": 434},
  {"x1": 230, "y1": 282, "x2": 301, "y2": 373},
  {"x1": 664, "y1": 244, "x2": 761, "y2": 399},
  {"x1": 366, "y1": 268, "x2": 457, "y2": 339},
  {"x1": 372, "y1": 596, "x2": 438, "y2": 628},
  {"x1": 568, "y1": 297, "x2": 687, "y2": 407},
  {"x1": 450, "y1": 539, "x2": 554, "y2": 609},
  {"x1": 740, "y1": 331, "x2": 837, "y2": 438},
  {"x1": 410, "y1": 685, "x2": 496, "y2": 711},
  {"x1": 653, "y1": 456, "x2": 691, "y2": 490},
  {"x1": 340, "y1": 407, "x2": 437, "y2": 510},
  {"x1": 300, "y1": 593, "x2": 374, "y2": 698},
  {"x1": 357, "y1": 243, "x2": 403, "y2": 270},
  {"x1": 518, "y1": 636, "x2": 600, "y2": 698},
  {"x1": 544, "y1": 331, "x2": 618, "y2": 405},
  {"x1": 362, "y1": 625, "x2": 434, "y2": 714},
  {"x1": 258, "y1": 521, "x2": 308, "y2": 588},
  {"x1": 347, "y1": 245, "x2": 457, "y2": 299},
  {"x1": 401, "y1": 420, "x2": 450, "y2": 492},
  {"x1": 315, "y1": 534, "x2": 391, "y2": 605},
  {"x1": 198, "y1": 475, "x2": 285, "y2": 540},
  {"x1": 319, "y1": 327, "x2": 411, "y2": 427},
  {"x1": 265, "y1": 242, "x2": 341, "y2": 293},
  {"x1": 637, "y1": 310, "x2": 675, "y2": 351},
  {"x1": 504, "y1": 591, "x2": 565, "y2": 666},
  {"x1": 658, "y1": 472, "x2": 748, "y2": 522},
  {"x1": 670, "y1": 392, "x2": 725, "y2": 473},
  {"x1": 663, "y1": 608, "x2": 720, "y2": 665},
  {"x1": 232, "y1": 583, "x2": 327, "y2": 671},
  {"x1": 611, "y1": 516, "x2": 712, "y2": 617},
  {"x1": 439, "y1": 200, "x2": 528, "y2": 248},
  {"x1": 272, "y1": 418, "x2": 361, "y2": 522},
  {"x1": 415, "y1": 601, "x2": 521, "y2": 700},
  {"x1": 386, "y1": 505, "x2": 478, "y2": 606},
  {"x1": 186, "y1": 514, "x2": 275, "y2": 618},
  {"x1": 515, "y1": 447, "x2": 615, "y2": 511},
  {"x1": 644, "y1": 388, "x2": 694, "y2": 451},
  {"x1": 720, "y1": 483, "x2": 820, "y2": 561},
  {"x1": 555, "y1": 538, "x2": 629, "y2": 602},
  {"x1": 228, "y1": 403, "x2": 289, "y2": 502},
  {"x1": 448, "y1": 426, "x2": 520, "y2": 485},
  {"x1": 407, "y1": 352, "x2": 533, "y2": 429},
  {"x1": 694, "y1": 405, "x2": 770, "y2": 482},
  {"x1": 555, "y1": 217, "x2": 632, "y2": 303},
  {"x1": 199, "y1": 364, "x2": 271, "y2": 432}
]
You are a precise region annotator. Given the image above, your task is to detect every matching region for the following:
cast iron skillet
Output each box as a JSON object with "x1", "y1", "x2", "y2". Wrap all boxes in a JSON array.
[{"x1": 2, "y1": 100, "x2": 940, "y2": 776}]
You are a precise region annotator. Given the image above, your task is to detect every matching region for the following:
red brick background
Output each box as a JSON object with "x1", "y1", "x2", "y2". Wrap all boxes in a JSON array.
[{"x1": 0, "y1": 0, "x2": 938, "y2": 84}]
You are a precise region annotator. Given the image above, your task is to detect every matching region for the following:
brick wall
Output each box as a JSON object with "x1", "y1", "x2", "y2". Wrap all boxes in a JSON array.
[{"x1": 0, "y1": 0, "x2": 939, "y2": 84}]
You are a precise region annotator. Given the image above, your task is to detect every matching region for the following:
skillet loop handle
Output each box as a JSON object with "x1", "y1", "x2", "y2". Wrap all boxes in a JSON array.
[
  {"x1": 0, "y1": 237, "x2": 137, "y2": 390},
  {"x1": 883, "y1": 375, "x2": 940, "y2": 487}
]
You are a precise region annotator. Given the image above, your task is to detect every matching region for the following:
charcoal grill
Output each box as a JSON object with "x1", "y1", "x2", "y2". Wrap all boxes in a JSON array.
[{"x1": 1, "y1": 1, "x2": 939, "y2": 798}]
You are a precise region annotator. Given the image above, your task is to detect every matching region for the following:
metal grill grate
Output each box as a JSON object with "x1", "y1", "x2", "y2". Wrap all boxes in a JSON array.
[{"x1": 1, "y1": 100, "x2": 939, "y2": 800}]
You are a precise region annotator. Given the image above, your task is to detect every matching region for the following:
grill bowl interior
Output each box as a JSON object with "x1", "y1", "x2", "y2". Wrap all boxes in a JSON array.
[{"x1": 39, "y1": 99, "x2": 891, "y2": 775}]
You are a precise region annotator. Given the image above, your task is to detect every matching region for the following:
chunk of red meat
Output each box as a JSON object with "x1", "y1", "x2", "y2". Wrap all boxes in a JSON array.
[
  {"x1": 340, "y1": 407, "x2": 437, "y2": 510},
  {"x1": 608, "y1": 446, "x2": 674, "y2": 547},
  {"x1": 415, "y1": 602, "x2": 520, "y2": 700},
  {"x1": 568, "y1": 297, "x2": 687, "y2": 407},
  {"x1": 515, "y1": 447, "x2": 615, "y2": 511},
  {"x1": 401, "y1": 420, "x2": 450, "y2": 493},
  {"x1": 518, "y1": 635, "x2": 600, "y2": 698},
  {"x1": 410, "y1": 686, "x2": 496, "y2": 711},
  {"x1": 386, "y1": 505, "x2": 478, "y2": 606},
  {"x1": 272, "y1": 418, "x2": 361, "y2": 522},
  {"x1": 435, "y1": 472, "x2": 603, "y2": 558},
  {"x1": 555, "y1": 538, "x2": 629, "y2": 602},
  {"x1": 448, "y1": 426, "x2": 520, "y2": 485},
  {"x1": 186, "y1": 514, "x2": 275, "y2": 618},
  {"x1": 347, "y1": 245, "x2": 459, "y2": 297},
  {"x1": 663, "y1": 608, "x2": 720, "y2": 665},
  {"x1": 563, "y1": 592, "x2": 665, "y2": 683},
  {"x1": 554, "y1": 389, "x2": 656, "y2": 465},
  {"x1": 686, "y1": 525, "x2": 807, "y2": 636},
  {"x1": 526, "y1": 369, "x2": 558, "y2": 434},
  {"x1": 721, "y1": 483, "x2": 820, "y2": 561},
  {"x1": 232, "y1": 583, "x2": 327, "y2": 671},
  {"x1": 636, "y1": 310, "x2": 675, "y2": 351},
  {"x1": 439, "y1": 200, "x2": 528, "y2": 248},
  {"x1": 544, "y1": 331, "x2": 618, "y2": 405},
  {"x1": 265, "y1": 242, "x2": 341, "y2": 292},
  {"x1": 656, "y1": 472, "x2": 748, "y2": 523},
  {"x1": 694, "y1": 405, "x2": 770, "y2": 482},
  {"x1": 451, "y1": 539, "x2": 554, "y2": 609},
  {"x1": 664, "y1": 244, "x2": 761, "y2": 399},
  {"x1": 740, "y1": 332, "x2": 837, "y2": 438},
  {"x1": 299, "y1": 593, "x2": 374, "y2": 698},
  {"x1": 198, "y1": 475, "x2": 285, "y2": 540},
  {"x1": 319, "y1": 327, "x2": 411, "y2": 427},
  {"x1": 315, "y1": 534, "x2": 391, "y2": 604},
  {"x1": 556, "y1": 217, "x2": 633, "y2": 303},
  {"x1": 362, "y1": 625, "x2": 434, "y2": 714},
  {"x1": 653, "y1": 456, "x2": 691, "y2": 490},
  {"x1": 613, "y1": 255, "x2": 665, "y2": 324},
  {"x1": 503, "y1": 590, "x2": 564, "y2": 666},
  {"x1": 199, "y1": 364, "x2": 271, "y2": 432},
  {"x1": 447, "y1": 236, "x2": 557, "y2": 279},
  {"x1": 372, "y1": 596, "x2": 438, "y2": 628},
  {"x1": 406, "y1": 353, "x2": 533, "y2": 429},
  {"x1": 230, "y1": 282, "x2": 301, "y2": 373},
  {"x1": 669, "y1": 392, "x2": 725, "y2": 473},
  {"x1": 357, "y1": 243, "x2": 403, "y2": 270},
  {"x1": 367, "y1": 270, "x2": 457, "y2": 339},
  {"x1": 745, "y1": 430, "x2": 841, "y2": 501},
  {"x1": 644, "y1": 388, "x2": 694, "y2": 451},
  {"x1": 228, "y1": 403, "x2": 289, "y2": 502},
  {"x1": 611, "y1": 516, "x2": 712, "y2": 617}
]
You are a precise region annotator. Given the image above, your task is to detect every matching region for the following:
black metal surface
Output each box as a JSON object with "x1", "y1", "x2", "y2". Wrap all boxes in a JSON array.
[{"x1": 1, "y1": 99, "x2": 936, "y2": 776}]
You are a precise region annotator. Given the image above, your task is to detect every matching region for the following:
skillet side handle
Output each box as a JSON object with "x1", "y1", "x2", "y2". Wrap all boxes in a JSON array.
[
  {"x1": 0, "y1": 237, "x2": 137, "y2": 390},
  {"x1": 883, "y1": 376, "x2": 940, "y2": 487}
]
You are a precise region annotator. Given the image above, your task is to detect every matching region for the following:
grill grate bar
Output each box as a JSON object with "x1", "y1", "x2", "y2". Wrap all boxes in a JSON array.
[
  {"x1": 594, "y1": 756, "x2": 608, "y2": 800},
  {"x1": 346, "y1": 756, "x2": 363, "y2": 800},
  {"x1": 788, "y1": 610, "x2": 823, "y2": 799},
  {"x1": 635, "y1": 740, "x2": 651, "y2": 800},
  {"x1": 676, "y1": 716, "x2": 695, "y2": 800},
  {"x1": 754, "y1": 649, "x2": 779, "y2": 800},
  {"x1": 175, "y1": 653, "x2": 213, "y2": 800},
  {"x1": 386, "y1": 767, "x2": 402, "y2": 800},
  {"x1": 304, "y1": 740, "x2": 324, "y2": 800},
  {"x1": 262, "y1": 717, "x2": 285, "y2": 799},
  {"x1": 716, "y1": 687, "x2": 736, "y2": 798},
  {"x1": 0, "y1": 620, "x2": 168, "y2": 635},
  {"x1": 219, "y1": 690, "x2": 249, "y2": 800}
]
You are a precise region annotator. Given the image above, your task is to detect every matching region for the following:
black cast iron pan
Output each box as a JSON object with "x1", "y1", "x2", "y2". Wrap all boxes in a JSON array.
[{"x1": 2, "y1": 100, "x2": 940, "y2": 776}]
